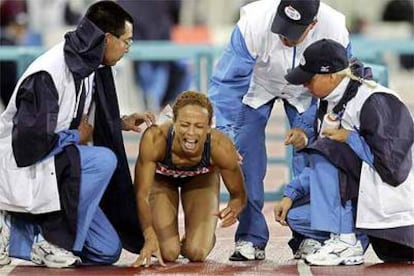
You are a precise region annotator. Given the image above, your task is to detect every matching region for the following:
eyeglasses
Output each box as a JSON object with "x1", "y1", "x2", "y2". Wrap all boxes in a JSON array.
[{"x1": 111, "y1": 33, "x2": 133, "y2": 49}]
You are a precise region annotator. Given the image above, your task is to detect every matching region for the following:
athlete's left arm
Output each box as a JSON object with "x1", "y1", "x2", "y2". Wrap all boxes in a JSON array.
[{"x1": 211, "y1": 130, "x2": 247, "y2": 227}]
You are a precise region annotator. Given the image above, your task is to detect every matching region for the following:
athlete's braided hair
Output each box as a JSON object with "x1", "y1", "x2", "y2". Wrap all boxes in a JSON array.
[{"x1": 172, "y1": 91, "x2": 213, "y2": 125}]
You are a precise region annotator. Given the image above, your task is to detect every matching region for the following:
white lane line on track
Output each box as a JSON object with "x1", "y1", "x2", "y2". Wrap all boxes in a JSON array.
[
  {"x1": 0, "y1": 259, "x2": 28, "y2": 275},
  {"x1": 0, "y1": 263, "x2": 16, "y2": 275},
  {"x1": 297, "y1": 259, "x2": 313, "y2": 276}
]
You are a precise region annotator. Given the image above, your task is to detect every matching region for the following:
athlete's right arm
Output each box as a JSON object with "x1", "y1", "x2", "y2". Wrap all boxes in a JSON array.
[
  {"x1": 133, "y1": 126, "x2": 165, "y2": 267},
  {"x1": 134, "y1": 126, "x2": 158, "y2": 234}
]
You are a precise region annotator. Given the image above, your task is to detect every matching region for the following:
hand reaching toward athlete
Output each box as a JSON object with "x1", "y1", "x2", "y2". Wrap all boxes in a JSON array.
[{"x1": 122, "y1": 112, "x2": 155, "y2": 132}]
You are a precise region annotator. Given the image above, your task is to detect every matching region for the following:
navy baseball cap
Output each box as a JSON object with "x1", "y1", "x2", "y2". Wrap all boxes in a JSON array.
[
  {"x1": 285, "y1": 39, "x2": 349, "y2": 85},
  {"x1": 271, "y1": 0, "x2": 320, "y2": 41}
]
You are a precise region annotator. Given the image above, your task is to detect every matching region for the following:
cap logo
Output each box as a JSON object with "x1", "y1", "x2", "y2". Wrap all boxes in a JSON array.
[
  {"x1": 299, "y1": 56, "x2": 306, "y2": 66},
  {"x1": 284, "y1": 6, "x2": 301, "y2": 21},
  {"x1": 320, "y1": 66, "x2": 330, "y2": 73}
]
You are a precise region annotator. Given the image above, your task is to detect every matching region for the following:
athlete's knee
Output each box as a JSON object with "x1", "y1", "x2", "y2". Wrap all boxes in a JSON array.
[
  {"x1": 182, "y1": 242, "x2": 212, "y2": 262},
  {"x1": 183, "y1": 247, "x2": 210, "y2": 262},
  {"x1": 161, "y1": 246, "x2": 180, "y2": 262}
]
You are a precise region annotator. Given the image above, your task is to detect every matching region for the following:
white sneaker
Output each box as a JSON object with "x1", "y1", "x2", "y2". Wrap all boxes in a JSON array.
[
  {"x1": 294, "y1": 238, "x2": 322, "y2": 259},
  {"x1": 305, "y1": 235, "x2": 364, "y2": 266},
  {"x1": 31, "y1": 240, "x2": 81, "y2": 268},
  {"x1": 229, "y1": 240, "x2": 265, "y2": 261},
  {"x1": 0, "y1": 211, "x2": 11, "y2": 266}
]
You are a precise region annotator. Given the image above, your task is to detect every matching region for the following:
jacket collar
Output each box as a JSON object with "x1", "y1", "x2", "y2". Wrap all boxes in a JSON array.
[{"x1": 63, "y1": 17, "x2": 106, "y2": 80}]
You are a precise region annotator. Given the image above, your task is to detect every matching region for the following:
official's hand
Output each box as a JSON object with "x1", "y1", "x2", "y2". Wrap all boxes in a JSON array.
[
  {"x1": 284, "y1": 128, "x2": 308, "y2": 150},
  {"x1": 122, "y1": 112, "x2": 155, "y2": 132},
  {"x1": 274, "y1": 197, "x2": 293, "y2": 226},
  {"x1": 78, "y1": 115, "x2": 93, "y2": 144},
  {"x1": 322, "y1": 128, "x2": 350, "y2": 143},
  {"x1": 132, "y1": 229, "x2": 165, "y2": 268}
]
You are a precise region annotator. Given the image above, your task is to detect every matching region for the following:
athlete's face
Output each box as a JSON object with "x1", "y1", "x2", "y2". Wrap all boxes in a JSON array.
[{"x1": 173, "y1": 105, "x2": 211, "y2": 157}]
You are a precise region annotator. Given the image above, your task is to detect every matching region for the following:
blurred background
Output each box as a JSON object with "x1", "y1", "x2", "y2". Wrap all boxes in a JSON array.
[{"x1": 1, "y1": 0, "x2": 413, "y2": 200}]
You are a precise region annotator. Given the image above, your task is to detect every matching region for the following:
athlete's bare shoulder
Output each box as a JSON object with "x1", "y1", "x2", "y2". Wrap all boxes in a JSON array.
[
  {"x1": 143, "y1": 123, "x2": 170, "y2": 141},
  {"x1": 210, "y1": 128, "x2": 232, "y2": 147},
  {"x1": 139, "y1": 123, "x2": 172, "y2": 160},
  {"x1": 210, "y1": 129, "x2": 239, "y2": 168}
]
